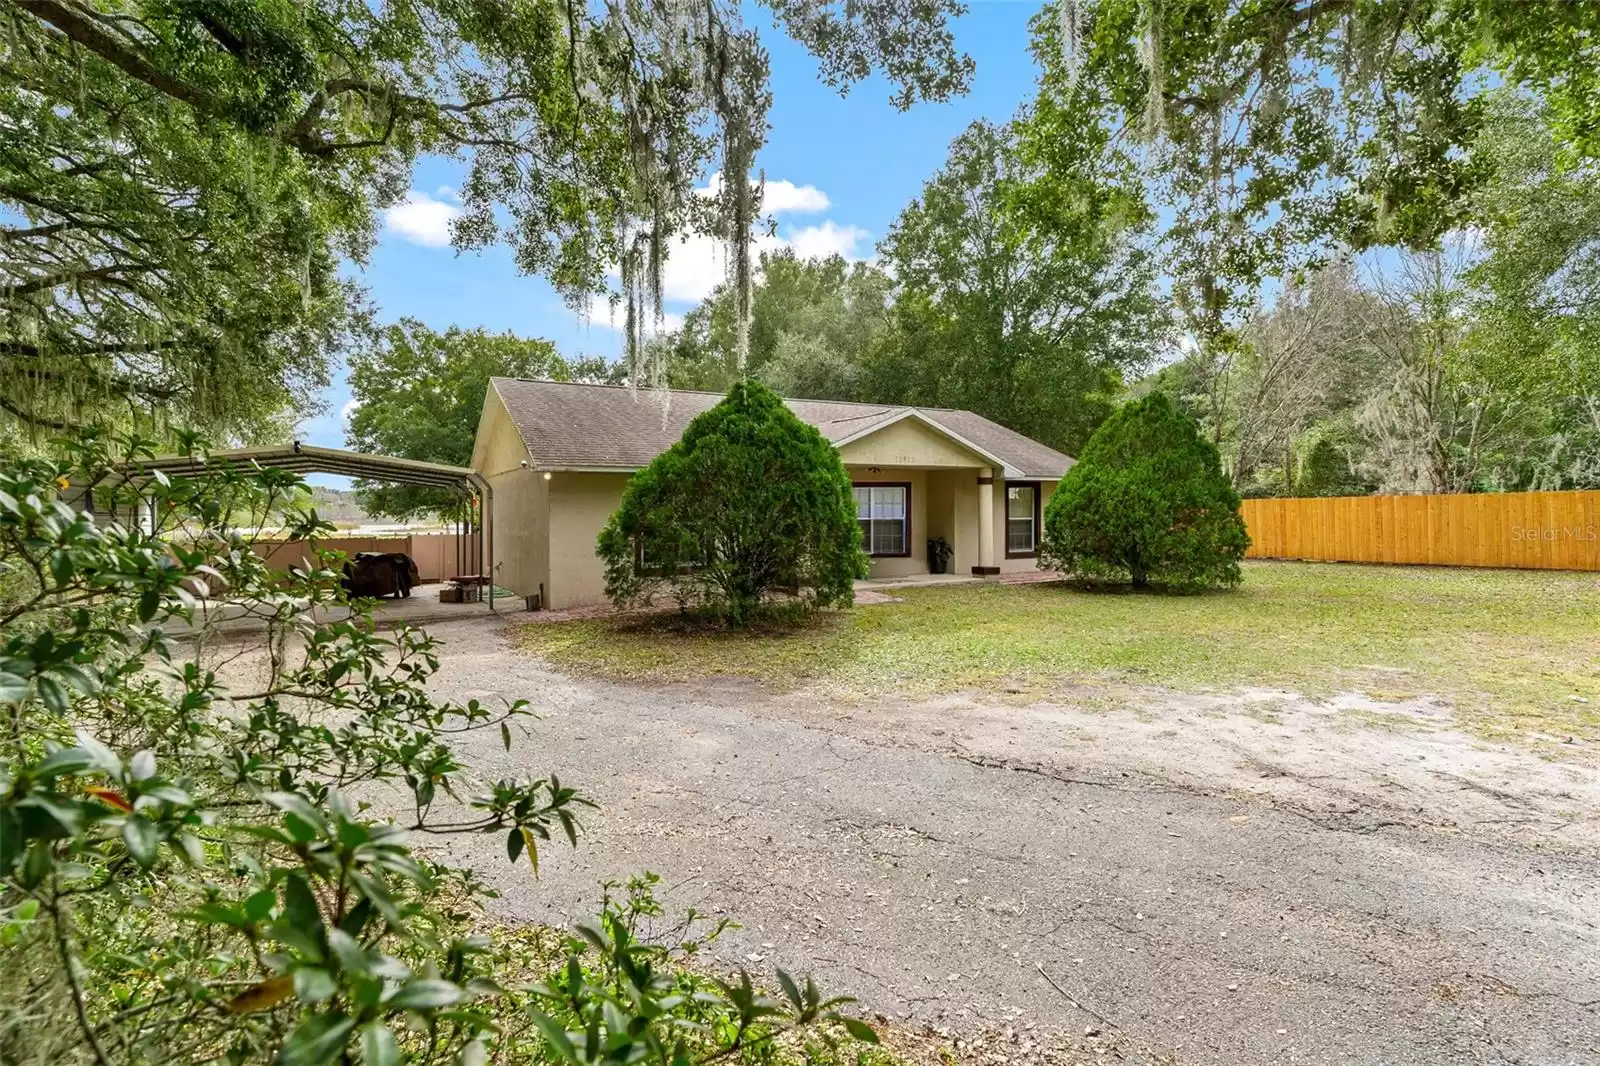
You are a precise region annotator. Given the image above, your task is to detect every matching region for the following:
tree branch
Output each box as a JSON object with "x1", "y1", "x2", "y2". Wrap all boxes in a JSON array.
[{"x1": 12, "y1": 0, "x2": 226, "y2": 116}]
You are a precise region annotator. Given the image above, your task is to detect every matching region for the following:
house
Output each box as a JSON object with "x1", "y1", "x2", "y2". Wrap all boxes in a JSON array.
[{"x1": 471, "y1": 379, "x2": 1075, "y2": 609}]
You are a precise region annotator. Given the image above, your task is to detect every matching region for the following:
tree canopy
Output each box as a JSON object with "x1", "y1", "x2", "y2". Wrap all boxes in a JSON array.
[
  {"x1": 346, "y1": 319, "x2": 613, "y2": 521},
  {"x1": 1, "y1": 0, "x2": 973, "y2": 440},
  {"x1": 658, "y1": 118, "x2": 1166, "y2": 457},
  {"x1": 874, "y1": 118, "x2": 1165, "y2": 454}
]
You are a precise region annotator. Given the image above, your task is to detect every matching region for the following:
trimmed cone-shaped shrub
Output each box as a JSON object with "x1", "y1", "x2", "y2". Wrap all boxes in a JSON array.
[
  {"x1": 1294, "y1": 436, "x2": 1368, "y2": 497},
  {"x1": 1039, "y1": 392, "x2": 1249, "y2": 590},
  {"x1": 597, "y1": 380, "x2": 869, "y2": 624}
]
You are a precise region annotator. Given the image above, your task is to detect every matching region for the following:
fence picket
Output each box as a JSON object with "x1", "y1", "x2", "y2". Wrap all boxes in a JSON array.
[{"x1": 1241, "y1": 491, "x2": 1600, "y2": 571}]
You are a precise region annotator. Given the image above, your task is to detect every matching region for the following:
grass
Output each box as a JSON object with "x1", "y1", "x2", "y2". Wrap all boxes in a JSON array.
[{"x1": 516, "y1": 561, "x2": 1600, "y2": 744}]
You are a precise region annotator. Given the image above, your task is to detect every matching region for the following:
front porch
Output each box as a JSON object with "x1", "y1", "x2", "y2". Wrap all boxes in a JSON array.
[
  {"x1": 834, "y1": 408, "x2": 1055, "y2": 582},
  {"x1": 844, "y1": 462, "x2": 1054, "y2": 582}
]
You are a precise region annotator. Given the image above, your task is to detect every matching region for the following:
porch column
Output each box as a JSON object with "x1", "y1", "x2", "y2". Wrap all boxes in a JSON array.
[{"x1": 974, "y1": 468, "x2": 998, "y2": 576}]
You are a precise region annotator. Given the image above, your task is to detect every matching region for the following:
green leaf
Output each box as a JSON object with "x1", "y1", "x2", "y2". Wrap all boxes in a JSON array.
[
  {"x1": 122, "y1": 816, "x2": 159, "y2": 868},
  {"x1": 506, "y1": 827, "x2": 523, "y2": 863},
  {"x1": 283, "y1": 872, "x2": 324, "y2": 935},
  {"x1": 74, "y1": 730, "x2": 121, "y2": 775},
  {"x1": 19, "y1": 840, "x2": 51, "y2": 889},
  {"x1": 0, "y1": 672, "x2": 29, "y2": 703},
  {"x1": 456, "y1": 1039, "x2": 487, "y2": 1066},
  {"x1": 243, "y1": 888, "x2": 277, "y2": 923},
  {"x1": 361, "y1": 1023, "x2": 400, "y2": 1066},
  {"x1": 49, "y1": 550, "x2": 74, "y2": 586},
  {"x1": 129, "y1": 749, "x2": 156, "y2": 782},
  {"x1": 527, "y1": 1011, "x2": 581, "y2": 1066},
  {"x1": 280, "y1": 1011, "x2": 356, "y2": 1066},
  {"x1": 337, "y1": 897, "x2": 373, "y2": 939},
  {"x1": 35, "y1": 676, "x2": 67, "y2": 713},
  {"x1": 294, "y1": 966, "x2": 338, "y2": 1005},
  {"x1": 326, "y1": 928, "x2": 369, "y2": 976},
  {"x1": 501, "y1": 722, "x2": 512, "y2": 751},
  {"x1": 386, "y1": 978, "x2": 465, "y2": 1011},
  {"x1": 524, "y1": 828, "x2": 538, "y2": 877},
  {"x1": 837, "y1": 1016, "x2": 878, "y2": 1044},
  {"x1": 775, "y1": 968, "x2": 803, "y2": 1013},
  {"x1": 137, "y1": 589, "x2": 159, "y2": 622}
]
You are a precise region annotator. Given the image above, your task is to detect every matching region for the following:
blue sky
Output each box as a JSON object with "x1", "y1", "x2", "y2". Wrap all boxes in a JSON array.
[{"x1": 295, "y1": 1, "x2": 1049, "y2": 476}]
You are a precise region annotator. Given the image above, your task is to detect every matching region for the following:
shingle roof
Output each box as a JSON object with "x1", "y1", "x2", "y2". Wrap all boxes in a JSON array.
[{"x1": 487, "y1": 378, "x2": 1075, "y2": 479}]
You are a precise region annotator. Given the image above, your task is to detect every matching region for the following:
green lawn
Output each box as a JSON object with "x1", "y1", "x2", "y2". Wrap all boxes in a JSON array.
[{"x1": 516, "y1": 562, "x2": 1600, "y2": 744}]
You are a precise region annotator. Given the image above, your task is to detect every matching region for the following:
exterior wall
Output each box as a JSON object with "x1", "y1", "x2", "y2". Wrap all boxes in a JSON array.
[
  {"x1": 922, "y1": 470, "x2": 981, "y2": 575},
  {"x1": 837, "y1": 417, "x2": 987, "y2": 469},
  {"x1": 476, "y1": 385, "x2": 1069, "y2": 604},
  {"x1": 489, "y1": 468, "x2": 547, "y2": 599},
  {"x1": 844, "y1": 466, "x2": 930, "y2": 578},
  {"x1": 546, "y1": 473, "x2": 631, "y2": 608},
  {"x1": 473, "y1": 390, "x2": 549, "y2": 602},
  {"x1": 990, "y1": 478, "x2": 1057, "y2": 574}
]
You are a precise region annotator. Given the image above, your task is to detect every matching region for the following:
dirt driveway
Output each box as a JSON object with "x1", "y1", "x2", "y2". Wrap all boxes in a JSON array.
[{"x1": 408, "y1": 618, "x2": 1598, "y2": 1066}]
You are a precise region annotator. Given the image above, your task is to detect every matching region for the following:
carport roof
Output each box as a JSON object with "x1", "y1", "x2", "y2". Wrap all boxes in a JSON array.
[
  {"x1": 489, "y1": 379, "x2": 1076, "y2": 479},
  {"x1": 124, "y1": 443, "x2": 484, "y2": 490}
]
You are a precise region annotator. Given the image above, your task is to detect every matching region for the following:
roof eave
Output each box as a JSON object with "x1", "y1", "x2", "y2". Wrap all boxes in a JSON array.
[{"x1": 829, "y1": 409, "x2": 1025, "y2": 478}]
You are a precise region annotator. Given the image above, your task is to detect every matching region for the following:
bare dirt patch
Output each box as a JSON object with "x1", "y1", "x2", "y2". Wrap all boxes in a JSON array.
[{"x1": 389, "y1": 618, "x2": 1600, "y2": 1066}]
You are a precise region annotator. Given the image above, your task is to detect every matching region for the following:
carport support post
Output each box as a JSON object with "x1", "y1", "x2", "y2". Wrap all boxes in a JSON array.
[
  {"x1": 481, "y1": 480, "x2": 494, "y2": 612},
  {"x1": 975, "y1": 468, "x2": 997, "y2": 577}
]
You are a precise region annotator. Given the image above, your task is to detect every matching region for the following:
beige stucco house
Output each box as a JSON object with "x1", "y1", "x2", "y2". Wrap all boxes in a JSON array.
[{"x1": 471, "y1": 378, "x2": 1075, "y2": 609}]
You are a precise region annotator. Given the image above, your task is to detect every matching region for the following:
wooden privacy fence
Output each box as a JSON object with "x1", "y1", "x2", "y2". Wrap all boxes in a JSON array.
[
  {"x1": 254, "y1": 533, "x2": 470, "y2": 583},
  {"x1": 1242, "y1": 490, "x2": 1600, "y2": 571}
]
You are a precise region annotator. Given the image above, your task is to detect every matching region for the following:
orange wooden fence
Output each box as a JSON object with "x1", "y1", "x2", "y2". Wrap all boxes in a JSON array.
[
  {"x1": 254, "y1": 533, "x2": 473, "y2": 582},
  {"x1": 1242, "y1": 491, "x2": 1600, "y2": 571}
]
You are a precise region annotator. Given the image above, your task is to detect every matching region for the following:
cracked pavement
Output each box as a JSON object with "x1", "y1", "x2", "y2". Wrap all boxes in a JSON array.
[{"x1": 403, "y1": 619, "x2": 1599, "y2": 1066}]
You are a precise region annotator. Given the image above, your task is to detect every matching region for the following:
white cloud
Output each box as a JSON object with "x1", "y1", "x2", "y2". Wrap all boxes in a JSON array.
[
  {"x1": 786, "y1": 221, "x2": 871, "y2": 261},
  {"x1": 579, "y1": 174, "x2": 868, "y2": 335},
  {"x1": 761, "y1": 179, "x2": 830, "y2": 215},
  {"x1": 698, "y1": 172, "x2": 830, "y2": 215},
  {"x1": 339, "y1": 398, "x2": 359, "y2": 425},
  {"x1": 434, "y1": 185, "x2": 461, "y2": 203},
  {"x1": 383, "y1": 190, "x2": 460, "y2": 247}
]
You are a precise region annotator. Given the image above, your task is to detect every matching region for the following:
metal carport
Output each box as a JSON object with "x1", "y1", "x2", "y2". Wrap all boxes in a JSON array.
[{"x1": 121, "y1": 442, "x2": 497, "y2": 610}]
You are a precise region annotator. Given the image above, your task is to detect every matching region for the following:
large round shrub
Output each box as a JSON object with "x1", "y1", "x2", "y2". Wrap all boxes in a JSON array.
[
  {"x1": 597, "y1": 380, "x2": 869, "y2": 624},
  {"x1": 1039, "y1": 392, "x2": 1249, "y2": 589}
]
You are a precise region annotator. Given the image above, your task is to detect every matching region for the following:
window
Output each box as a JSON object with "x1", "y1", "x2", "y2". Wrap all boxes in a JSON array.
[
  {"x1": 853, "y1": 484, "x2": 909, "y2": 556},
  {"x1": 1006, "y1": 482, "x2": 1039, "y2": 556}
]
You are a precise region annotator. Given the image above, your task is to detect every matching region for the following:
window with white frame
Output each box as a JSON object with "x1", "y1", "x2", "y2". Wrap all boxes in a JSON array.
[
  {"x1": 1006, "y1": 482, "x2": 1039, "y2": 555},
  {"x1": 853, "y1": 484, "x2": 908, "y2": 556}
]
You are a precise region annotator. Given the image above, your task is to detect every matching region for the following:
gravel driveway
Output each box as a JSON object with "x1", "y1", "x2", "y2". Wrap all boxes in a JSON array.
[{"x1": 405, "y1": 619, "x2": 1599, "y2": 1066}]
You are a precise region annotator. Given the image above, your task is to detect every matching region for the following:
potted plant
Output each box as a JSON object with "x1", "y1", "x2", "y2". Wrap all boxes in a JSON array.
[{"x1": 927, "y1": 536, "x2": 953, "y2": 575}]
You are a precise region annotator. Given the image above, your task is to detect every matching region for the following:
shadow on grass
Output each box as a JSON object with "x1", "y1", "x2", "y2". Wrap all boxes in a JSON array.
[
  {"x1": 606, "y1": 604, "x2": 851, "y2": 639},
  {"x1": 1018, "y1": 577, "x2": 1243, "y2": 598}
]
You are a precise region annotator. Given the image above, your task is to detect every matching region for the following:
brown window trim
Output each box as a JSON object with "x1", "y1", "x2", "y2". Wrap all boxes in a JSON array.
[
  {"x1": 1003, "y1": 479, "x2": 1042, "y2": 559},
  {"x1": 853, "y1": 481, "x2": 912, "y2": 558}
]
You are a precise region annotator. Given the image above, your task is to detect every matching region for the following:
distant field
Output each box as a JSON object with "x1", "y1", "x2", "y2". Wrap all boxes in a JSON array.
[{"x1": 516, "y1": 561, "x2": 1600, "y2": 745}]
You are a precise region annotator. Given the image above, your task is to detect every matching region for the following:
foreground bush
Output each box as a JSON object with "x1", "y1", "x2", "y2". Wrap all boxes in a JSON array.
[
  {"x1": 598, "y1": 381, "x2": 868, "y2": 625},
  {"x1": 1039, "y1": 393, "x2": 1249, "y2": 589},
  {"x1": 0, "y1": 431, "x2": 874, "y2": 1066}
]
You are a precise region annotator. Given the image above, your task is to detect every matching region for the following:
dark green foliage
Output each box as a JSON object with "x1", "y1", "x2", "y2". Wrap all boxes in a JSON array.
[
  {"x1": 0, "y1": 0, "x2": 971, "y2": 438},
  {"x1": 346, "y1": 319, "x2": 606, "y2": 521},
  {"x1": 1040, "y1": 393, "x2": 1249, "y2": 590},
  {"x1": 597, "y1": 381, "x2": 867, "y2": 625},
  {"x1": 1294, "y1": 437, "x2": 1369, "y2": 498},
  {"x1": 0, "y1": 430, "x2": 875, "y2": 1066}
]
